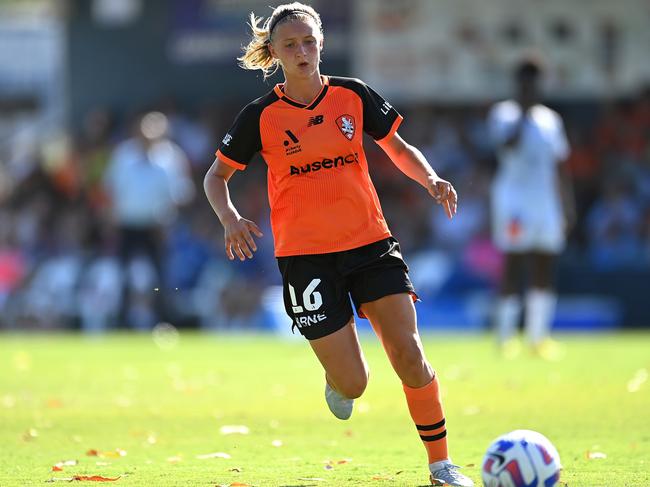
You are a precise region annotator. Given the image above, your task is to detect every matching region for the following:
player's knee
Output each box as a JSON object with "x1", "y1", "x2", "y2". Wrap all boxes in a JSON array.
[
  {"x1": 338, "y1": 370, "x2": 368, "y2": 399},
  {"x1": 389, "y1": 340, "x2": 430, "y2": 385}
]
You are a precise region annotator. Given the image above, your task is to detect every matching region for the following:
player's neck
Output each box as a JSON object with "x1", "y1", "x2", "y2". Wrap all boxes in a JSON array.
[{"x1": 282, "y1": 74, "x2": 324, "y2": 105}]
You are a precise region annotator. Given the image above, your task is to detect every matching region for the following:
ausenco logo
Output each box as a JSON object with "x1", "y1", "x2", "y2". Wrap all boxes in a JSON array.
[{"x1": 289, "y1": 152, "x2": 359, "y2": 176}]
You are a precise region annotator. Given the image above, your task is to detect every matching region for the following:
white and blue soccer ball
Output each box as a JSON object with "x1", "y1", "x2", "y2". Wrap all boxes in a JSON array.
[{"x1": 482, "y1": 429, "x2": 562, "y2": 487}]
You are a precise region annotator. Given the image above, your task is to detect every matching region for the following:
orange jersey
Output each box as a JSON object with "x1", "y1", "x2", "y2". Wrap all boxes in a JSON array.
[{"x1": 216, "y1": 76, "x2": 402, "y2": 257}]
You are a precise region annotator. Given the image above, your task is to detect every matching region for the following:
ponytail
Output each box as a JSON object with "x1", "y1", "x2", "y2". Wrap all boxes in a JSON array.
[
  {"x1": 238, "y1": 12, "x2": 278, "y2": 79},
  {"x1": 238, "y1": 3, "x2": 323, "y2": 79}
]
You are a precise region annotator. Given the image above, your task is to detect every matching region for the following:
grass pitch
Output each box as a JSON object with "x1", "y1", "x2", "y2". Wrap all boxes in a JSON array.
[{"x1": 0, "y1": 332, "x2": 648, "y2": 486}]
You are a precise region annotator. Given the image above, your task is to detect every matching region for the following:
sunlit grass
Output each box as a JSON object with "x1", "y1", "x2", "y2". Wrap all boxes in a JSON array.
[{"x1": 0, "y1": 332, "x2": 648, "y2": 486}]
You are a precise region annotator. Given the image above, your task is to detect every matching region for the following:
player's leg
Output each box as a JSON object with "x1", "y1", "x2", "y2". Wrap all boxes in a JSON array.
[
  {"x1": 361, "y1": 294, "x2": 473, "y2": 487},
  {"x1": 277, "y1": 254, "x2": 366, "y2": 419},
  {"x1": 525, "y1": 251, "x2": 559, "y2": 347},
  {"x1": 494, "y1": 252, "x2": 525, "y2": 346},
  {"x1": 345, "y1": 237, "x2": 473, "y2": 486},
  {"x1": 309, "y1": 318, "x2": 369, "y2": 419},
  {"x1": 524, "y1": 209, "x2": 565, "y2": 355},
  {"x1": 490, "y1": 191, "x2": 526, "y2": 349}
]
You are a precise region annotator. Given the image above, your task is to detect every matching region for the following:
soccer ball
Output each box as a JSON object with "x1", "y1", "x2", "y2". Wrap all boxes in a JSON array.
[{"x1": 482, "y1": 429, "x2": 561, "y2": 487}]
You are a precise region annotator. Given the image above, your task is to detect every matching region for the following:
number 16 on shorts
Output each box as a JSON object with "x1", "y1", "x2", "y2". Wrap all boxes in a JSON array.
[
  {"x1": 289, "y1": 279, "x2": 327, "y2": 327},
  {"x1": 289, "y1": 279, "x2": 323, "y2": 312}
]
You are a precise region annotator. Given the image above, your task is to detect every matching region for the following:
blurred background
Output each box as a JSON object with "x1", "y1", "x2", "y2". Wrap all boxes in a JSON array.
[{"x1": 1, "y1": 0, "x2": 649, "y2": 335}]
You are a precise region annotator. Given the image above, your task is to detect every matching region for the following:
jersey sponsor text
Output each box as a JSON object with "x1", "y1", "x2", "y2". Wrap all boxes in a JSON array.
[{"x1": 289, "y1": 152, "x2": 359, "y2": 176}]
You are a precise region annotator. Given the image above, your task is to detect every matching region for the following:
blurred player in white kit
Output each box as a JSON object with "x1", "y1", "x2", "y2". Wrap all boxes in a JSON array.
[{"x1": 488, "y1": 56, "x2": 575, "y2": 358}]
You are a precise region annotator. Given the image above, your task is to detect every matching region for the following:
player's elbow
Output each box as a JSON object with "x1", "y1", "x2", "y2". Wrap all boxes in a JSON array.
[{"x1": 203, "y1": 167, "x2": 222, "y2": 197}]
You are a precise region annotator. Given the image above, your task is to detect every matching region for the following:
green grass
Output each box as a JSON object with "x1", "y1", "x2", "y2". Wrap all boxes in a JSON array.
[{"x1": 0, "y1": 332, "x2": 648, "y2": 487}]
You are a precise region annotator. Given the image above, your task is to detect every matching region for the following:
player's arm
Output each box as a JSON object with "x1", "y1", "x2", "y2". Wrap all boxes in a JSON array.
[
  {"x1": 501, "y1": 115, "x2": 527, "y2": 148},
  {"x1": 203, "y1": 157, "x2": 263, "y2": 261},
  {"x1": 557, "y1": 160, "x2": 576, "y2": 234},
  {"x1": 376, "y1": 132, "x2": 456, "y2": 219}
]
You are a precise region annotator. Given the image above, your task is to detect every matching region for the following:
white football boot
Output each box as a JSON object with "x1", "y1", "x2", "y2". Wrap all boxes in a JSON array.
[
  {"x1": 429, "y1": 460, "x2": 474, "y2": 486},
  {"x1": 324, "y1": 382, "x2": 353, "y2": 420}
]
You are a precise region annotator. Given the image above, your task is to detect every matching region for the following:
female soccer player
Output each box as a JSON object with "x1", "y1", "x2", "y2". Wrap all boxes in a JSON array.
[{"x1": 204, "y1": 3, "x2": 473, "y2": 486}]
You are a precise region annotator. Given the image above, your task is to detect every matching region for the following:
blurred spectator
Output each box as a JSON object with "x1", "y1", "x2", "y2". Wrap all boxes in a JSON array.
[{"x1": 103, "y1": 111, "x2": 195, "y2": 329}]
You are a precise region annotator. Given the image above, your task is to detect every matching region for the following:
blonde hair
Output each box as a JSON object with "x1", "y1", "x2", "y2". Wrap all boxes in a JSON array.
[{"x1": 238, "y1": 2, "x2": 323, "y2": 79}]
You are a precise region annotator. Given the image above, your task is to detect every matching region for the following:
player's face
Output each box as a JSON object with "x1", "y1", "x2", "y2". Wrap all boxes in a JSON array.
[{"x1": 270, "y1": 18, "x2": 323, "y2": 79}]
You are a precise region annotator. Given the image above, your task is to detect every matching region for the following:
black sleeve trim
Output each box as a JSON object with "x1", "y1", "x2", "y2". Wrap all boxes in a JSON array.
[{"x1": 216, "y1": 90, "x2": 279, "y2": 166}]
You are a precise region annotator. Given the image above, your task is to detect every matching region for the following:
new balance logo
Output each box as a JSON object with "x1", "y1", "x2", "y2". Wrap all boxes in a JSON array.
[
  {"x1": 307, "y1": 115, "x2": 324, "y2": 126},
  {"x1": 222, "y1": 134, "x2": 232, "y2": 146}
]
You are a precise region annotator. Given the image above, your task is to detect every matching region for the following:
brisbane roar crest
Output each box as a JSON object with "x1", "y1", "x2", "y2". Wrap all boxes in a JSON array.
[{"x1": 336, "y1": 114, "x2": 356, "y2": 140}]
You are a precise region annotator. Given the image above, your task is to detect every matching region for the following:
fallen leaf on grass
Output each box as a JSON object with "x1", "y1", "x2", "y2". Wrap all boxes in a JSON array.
[
  {"x1": 74, "y1": 475, "x2": 121, "y2": 482},
  {"x1": 47, "y1": 476, "x2": 121, "y2": 482},
  {"x1": 371, "y1": 475, "x2": 392, "y2": 480},
  {"x1": 47, "y1": 398, "x2": 64, "y2": 409},
  {"x1": 465, "y1": 463, "x2": 475, "y2": 467},
  {"x1": 196, "y1": 452, "x2": 231, "y2": 460},
  {"x1": 586, "y1": 451, "x2": 607, "y2": 459},
  {"x1": 627, "y1": 368, "x2": 648, "y2": 393},
  {"x1": 219, "y1": 425, "x2": 250, "y2": 435},
  {"x1": 323, "y1": 458, "x2": 352, "y2": 469},
  {"x1": 22, "y1": 428, "x2": 38, "y2": 441},
  {"x1": 86, "y1": 449, "x2": 126, "y2": 458},
  {"x1": 228, "y1": 467, "x2": 242, "y2": 472},
  {"x1": 52, "y1": 460, "x2": 78, "y2": 471},
  {"x1": 167, "y1": 455, "x2": 183, "y2": 463}
]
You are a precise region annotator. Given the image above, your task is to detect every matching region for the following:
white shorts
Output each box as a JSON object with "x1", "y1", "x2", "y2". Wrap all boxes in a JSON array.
[{"x1": 491, "y1": 192, "x2": 565, "y2": 254}]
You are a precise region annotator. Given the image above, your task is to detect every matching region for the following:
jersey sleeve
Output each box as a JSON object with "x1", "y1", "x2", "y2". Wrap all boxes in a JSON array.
[
  {"x1": 355, "y1": 79, "x2": 403, "y2": 140},
  {"x1": 215, "y1": 103, "x2": 262, "y2": 170}
]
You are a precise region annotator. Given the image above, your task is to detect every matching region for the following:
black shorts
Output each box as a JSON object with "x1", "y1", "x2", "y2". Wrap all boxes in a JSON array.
[{"x1": 277, "y1": 236, "x2": 416, "y2": 340}]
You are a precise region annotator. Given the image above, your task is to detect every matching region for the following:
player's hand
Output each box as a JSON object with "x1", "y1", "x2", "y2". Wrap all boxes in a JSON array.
[
  {"x1": 427, "y1": 176, "x2": 457, "y2": 219},
  {"x1": 223, "y1": 216, "x2": 264, "y2": 261}
]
